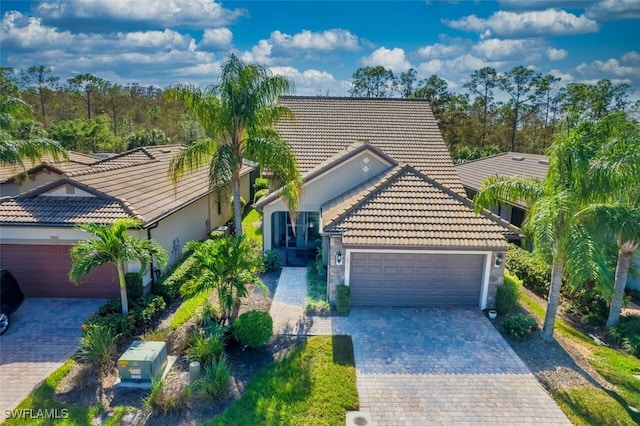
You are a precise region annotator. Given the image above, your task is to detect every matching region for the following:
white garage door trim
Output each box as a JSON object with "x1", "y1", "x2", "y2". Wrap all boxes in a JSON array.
[{"x1": 345, "y1": 249, "x2": 492, "y2": 309}]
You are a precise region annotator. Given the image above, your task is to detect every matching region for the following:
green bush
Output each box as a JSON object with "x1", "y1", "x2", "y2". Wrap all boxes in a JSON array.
[
  {"x1": 125, "y1": 272, "x2": 144, "y2": 300},
  {"x1": 84, "y1": 296, "x2": 166, "y2": 339},
  {"x1": 153, "y1": 253, "x2": 198, "y2": 302},
  {"x1": 336, "y1": 285, "x2": 351, "y2": 315},
  {"x1": 506, "y1": 244, "x2": 551, "y2": 298},
  {"x1": 253, "y1": 188, "x2": 269, "y2": 204},
  {"x1": 495, "y1": 271, "x2": 521, "y2": 314},
  {"x1": 253, "y1": 177, "x2": 269, "y2": 191},
  {"x1": 566, "y1": 288, "x2": 608, "y2": 326},
  {"x1": 606, "y1": 316, "x2": 640, "y2": 358},
  {"x1": 78, "y1": 324, "x2": 118, "y2": 370},
  {"x1": 502, "y1": 313, "x2": 538, "y2": 341},
  {"x1": 262, "y1": 250, "x2": 280, "y2": 272},
  {"x1": 209, "y1": 229, "x2": 227, "y2": 239},
  {"x1": 186, "y1": 333, "x2": 225, "y2": 365},
  {"x1": 197, "y1": 354, "x2": 231, "y2": 399},
  {"x1": 233, "y1": 310, "x2": 273, "y2": 348},
  {"x1": 305, "y1": 297, "x2": 331, "y2": 315}
]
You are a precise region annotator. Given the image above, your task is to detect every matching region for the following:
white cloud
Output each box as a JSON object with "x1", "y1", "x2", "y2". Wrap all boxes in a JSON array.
[
  {"x1": 360, "y1": 47, "x2": 411, "y2": 73},
  {"x1": 417, "y1": 42, "x2": 466, "y2": 59},
  {"x1": 35, "y1": 0, "x2": 246, "y2": 30},
  {"x1": 499, "y1": 1, "x2": 594, "y2": 9},
  {"x1": 586, "y1": 0, "x2": 640, "y2": 20},
  {"x1": 474, "y1": 38, "x2": 546, "y2": 60},
  {"x1": 577, "y1": 58, "x2": 640, "y2": 78},
  {"x1": 199, "y1": 28, "x2": 233, "y2": 50},
  {"x1": 622, "y1": 51, "x2": 640, "y2": 64},
  {"x1": 547, "y1": 48, "x2": 568, "y2": 61},
  {"x1": 549, "y1": 68, "x2": 574, "y2": 83},
  {"x1": 270, "y1": 66, "x2": 340, "y2": 95},
  {"x1": 1, "y1": 12, "x2": 74, "y2": 50},
  {"x1": 240, "y1": 40, "x2": 274, "y2": 65},
  {"x1": 270, "y1": 29, "x2": 359, "y2": 52},
  {"x1": 443, "y1": 9, "x2": 599, "y2": 38}
]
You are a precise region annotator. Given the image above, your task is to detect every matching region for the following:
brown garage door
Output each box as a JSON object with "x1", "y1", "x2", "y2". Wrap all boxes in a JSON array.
[
  {"x1": 349, "y1": 252, "x2": 485, "y2": 306},
  {"x1": 0, "y1": 244, "x2": 119, "y2": 298}
]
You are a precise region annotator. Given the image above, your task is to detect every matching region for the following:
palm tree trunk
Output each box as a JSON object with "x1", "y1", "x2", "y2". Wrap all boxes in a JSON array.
[
  {"x1": 117, "y1": 262, "x2": 129, "y2": 316},
  {"x1": 606, "y1": 245, "x2": 635, "y2": 328},
  {"x1": 542, "y1": 257, "x2": 564, "y2": 341},
  {"x1": 233, "y1": 176, "x2": 243, "y2": 235}
]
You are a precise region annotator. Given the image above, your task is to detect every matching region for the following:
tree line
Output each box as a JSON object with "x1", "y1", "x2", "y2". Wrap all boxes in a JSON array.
[
  {"x1": 1, "y1": 64, "x2": 637, "y2": 157},
  {"x1": 350, "y1": 65, "x2": 637, "y2": 158}
]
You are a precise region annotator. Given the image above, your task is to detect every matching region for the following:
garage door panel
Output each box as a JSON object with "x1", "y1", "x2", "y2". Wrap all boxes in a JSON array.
[{"x1": 350, "y1": 251, "x2": 484, "y2": 306}]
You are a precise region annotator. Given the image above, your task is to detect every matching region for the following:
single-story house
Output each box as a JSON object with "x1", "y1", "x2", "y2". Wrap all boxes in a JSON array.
[
  {"x1": 0, "y1": 146, "x2": 256, "y2": 298},
  {"x1": 455, "y1": 151, "x2": 640, "y2": 290},
  {"x1": 256, "y1": 97, "x2": 520, "y2": 308}
]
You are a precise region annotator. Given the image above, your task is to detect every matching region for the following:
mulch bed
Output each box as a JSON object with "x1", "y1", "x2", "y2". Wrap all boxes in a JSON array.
[{"x1": 55, "y1": 268, "x2": 299, "y2": 426}]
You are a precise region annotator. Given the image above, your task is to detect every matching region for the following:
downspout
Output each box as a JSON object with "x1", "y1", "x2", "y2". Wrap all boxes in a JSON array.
[{"x1": 147, "y1": 222, "x2": 160, "y2": 288}]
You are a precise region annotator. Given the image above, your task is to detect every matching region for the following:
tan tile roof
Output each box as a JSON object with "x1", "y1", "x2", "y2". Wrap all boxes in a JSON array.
[
  {"x1": 323, "y1": 164, "x2": 511, "y2": 249},
  {"x1": 456, "y1": 152, "x2": 549, "y2": 193},
  {"x1": 0, "y1": 145, "x2": 254, "y2": 227},
  {"x1": 0, "y1": 151, "x2": 99, "y2": 182},
  {"x1": 276, "y1": 96, "x2": 464, "y2": 194}
]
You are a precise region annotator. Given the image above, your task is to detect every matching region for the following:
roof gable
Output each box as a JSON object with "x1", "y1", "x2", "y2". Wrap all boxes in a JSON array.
[
  {"x1": 323, "y1": 164, "x2": 514, "y2": 249},
  {"x1": 276, "y1": 96, "x2": 464, "y2": 194}
]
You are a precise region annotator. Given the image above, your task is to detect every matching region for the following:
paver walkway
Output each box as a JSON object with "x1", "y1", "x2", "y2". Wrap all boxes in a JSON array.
[
  {"x1": 0, "y1": 298, "x2": 105, "y2": 417},
  {"x1": 270, "y1": 267, "x2": 570, "y2": 425}
]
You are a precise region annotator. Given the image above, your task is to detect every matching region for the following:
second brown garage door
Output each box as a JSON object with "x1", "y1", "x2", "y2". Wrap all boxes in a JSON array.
[{"x1": 349, "y1": 252, "x2": 485, "y2": 306}]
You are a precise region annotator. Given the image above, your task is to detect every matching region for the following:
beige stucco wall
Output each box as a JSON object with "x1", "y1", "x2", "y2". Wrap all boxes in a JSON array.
[{"x1": 262, "y1": 150, "x2": 393, "y2": 251}]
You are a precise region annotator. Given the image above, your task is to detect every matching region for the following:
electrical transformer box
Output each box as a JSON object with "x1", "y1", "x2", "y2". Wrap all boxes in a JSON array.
[{"x1": 118, "y1": 341, "x2": 168, "y2": 382}]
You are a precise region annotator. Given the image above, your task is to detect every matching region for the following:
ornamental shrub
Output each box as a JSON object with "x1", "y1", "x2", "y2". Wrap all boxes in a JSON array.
[
  {"x1": 186, "y1": 332, "x2": 225, "y2": 365},
  {"x1": 253, "y1": 177, "x2": 269, "y2": 191},
  {"x1": 233, "y1": 310, "x2": 273, "y2": 348},
  {"x1": 505, "y1": 244, "x2": 551, "y2": 298},
  {"x1": 495, "y1": 271, "x2": 521, "y2": 314},
  {"x1": 262, "y1": 250, "x2": 280, "y2": 272},
  {"x1": 336, "y1": 285, "x2": 351, "y2": 315},
  {"x1": 125, "y1": 272, "x2": 144, "y2": 300},
  {"x1": 502, "y1": 313, "x2": 538, "y2": 341},
  {"x1": 197, "y1": 354, "x2": 231, "y2": 399},
  {"x1": 253, "y1": 188, "x2": 269, "y2": 204},
  {"x1": 153, "y1": 252, "x2": 198, "y2": 302}
]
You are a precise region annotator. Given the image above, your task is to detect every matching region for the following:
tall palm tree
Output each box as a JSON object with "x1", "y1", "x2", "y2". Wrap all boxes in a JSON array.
[
  {"x1": 69, "y1": 218, "x2": 168, "y2": 315},
  {"x1": 1, "y1": 94, "x2": 67, "y2": 168},
  {"x1": 167, "y1": 53, "x2": 301, "y2": 235},
  {"x1": 475, "y1": 123, "x2": 610, "y2": 341}
]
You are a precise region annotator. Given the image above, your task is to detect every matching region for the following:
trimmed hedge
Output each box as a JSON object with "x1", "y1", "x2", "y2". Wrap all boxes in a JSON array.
[
  {"x1": 253, "y1": 188, "x2": 269, "y2": 204},
  {"x1": 233, "y1": 310, "x2": 273, "y2": 348},
  {"x1": 253, "y1": 177, "x2": 269, "y2": 191},
  {"x1": 336, "y1": 285, "x2": 350, "y2": 315},
  {"x1": 505, "y1": 244, "x2": 551, "y2": 299},
  {"x1": 495, "y1": 271, "x2": 521, "y2": 314},
  {"x1": 153, "y1": 252, "x2": 198, "y2": 302},
  {"x1": 84, "y1": 295, "x2": 166, "y2": 340}
]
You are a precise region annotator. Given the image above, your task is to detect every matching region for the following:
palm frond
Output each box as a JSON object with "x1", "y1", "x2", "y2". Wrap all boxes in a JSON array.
[
  {"x1": 168, "y1": 138, "x2": 218, "y2": 183},
  {"x1": 474, "y1": 175, "x2": 544, "y2": 213}
]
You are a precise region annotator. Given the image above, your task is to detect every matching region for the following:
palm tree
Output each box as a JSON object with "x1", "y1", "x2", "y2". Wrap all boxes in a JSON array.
[
  {"x1": 181, "y1": 235, "x2": 266, "y2": 324},
  {"x1": 475, "y1": 123, "x2": 610, "y2": 341},
  {"x1": 69, "y1": 218, "x2": 168, "y2": 315},
  {"x1": 1, "y1": 94, "x2": 67, "y2": 168},
  {"x1": 167, "y1": 53, "x2": 301, "y2": 235}
]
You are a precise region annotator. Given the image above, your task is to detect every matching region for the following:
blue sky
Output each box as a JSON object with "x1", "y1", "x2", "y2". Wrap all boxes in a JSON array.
[{"x1": 2, "y1": 0, "x2": 639, "y2": 99}]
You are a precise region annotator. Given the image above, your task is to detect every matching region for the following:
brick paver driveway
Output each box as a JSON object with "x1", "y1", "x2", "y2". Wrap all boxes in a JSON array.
[
  {"x1": 271, "y1": 267, "x2": 570, "y2": 425},
  {"x1": 0, "y1": 298, "x2": 105, "y2": 415}
]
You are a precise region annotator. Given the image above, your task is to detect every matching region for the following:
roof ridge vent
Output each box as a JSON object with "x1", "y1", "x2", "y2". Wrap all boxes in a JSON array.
[
  {"x1": 512, "y1": 156, "x2": 525, "y2": 161},
  {"x1": 538, "y1": 159, "x2": 549, "y2": 165}
]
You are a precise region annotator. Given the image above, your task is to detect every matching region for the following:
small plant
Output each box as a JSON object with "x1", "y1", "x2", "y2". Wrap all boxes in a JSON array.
[
  {"x1": 495, "y1": 272, "x2": 521, "y2": 314},
  {"x1": 606, "y1": 316, "x2": 640, "y2": 357},
  {"x1": 78, "y1": 324, "x2": 118, "y2": 370},
  {"x1": 233, "y1": 310, "x2": 273, "y2": 348},
  {"x1": 196, "y1": 354, "x2": 231, "y2": 399},
  {"x1": 253, "y1": 188, "x2": 269, "y2": 204},
  {"x1": 262, "y1": 250, "x2": 280, "y2": 272},
  {"x1": 253, "y1": 177, "x2": 269, "y2": 191},
  {"x1": 502, "y1": 313, "x2": 538, "y2": 341},
  {"x1": 144, "y1": 377, "x2": 192, "y2": 414},
  {"x1": 336, "y1": 285, "x2": 351, "y2": 315},
  {"x1": 185, "y1": 333, "x2": 225, "y2": 365},
  {"x1": 141, "y1": 327, "x2": 172, "y2": 345},
  {"x1": 198, "y1": 301, "x2": 220, "y2": 328},
  {"x1": 305, "y1": 297, "x2": 331, "y2": 315}
]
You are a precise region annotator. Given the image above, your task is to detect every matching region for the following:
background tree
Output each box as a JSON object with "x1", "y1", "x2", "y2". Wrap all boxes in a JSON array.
[
  {"x1": 498, "y1": 66, "x2": 538, "y2": 151},
  {"x1": 20, "y1": 65, "x2": 59, "y2": 128},
  {"x1": 49, "y1": 116, "x2": 122, "y2": 153},
  {"x1": 168, "y1": 53, "x2": 301, "y2": 235},
  {"x1": 464, "y1": 67, "x2": 497, "y2": 145},
  {"x1": 69, "y1": 218, "x2": 168, "y2": 316},
  {"x1": 349, "y1": 66, "x2": 395, "y2": 97},
  {"x1": 67, "y1": 73, "x2": 108, "y2": 120},
  {"x1": 126, "y1": 128, "x2": 169, "y2": 150},
  {"x1": 396, "y1": 68, "x2": 417, "y2": 98}
]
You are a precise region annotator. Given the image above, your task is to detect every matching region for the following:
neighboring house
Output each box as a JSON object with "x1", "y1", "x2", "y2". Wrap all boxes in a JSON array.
[
  {"x1": 0, "y1": 146, "x2": 255, "y2": 298},
  {"x1": 455, "y1": 151, "x2": 640, "y2": 290},
  {"x1": 256, "y1": 97, "x2": 520, "y2": 308}
]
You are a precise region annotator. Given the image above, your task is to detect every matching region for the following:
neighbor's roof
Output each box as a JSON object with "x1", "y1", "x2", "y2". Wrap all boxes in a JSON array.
[
  {"x1": 0, "y1": 146, "x2": 253, "y2": 227},
  {"x1": 276, "y1": 96, "x2": 464, "y2": 194},
  {"x1": 455, "y1": 152, "x2": 549, "y2": 193},
  {"x1": 322, "y1": 164, "x2": 514, "y2": 249},
  {"x1": 0, "y1": 151, "x2": 99, "y2": 182}
]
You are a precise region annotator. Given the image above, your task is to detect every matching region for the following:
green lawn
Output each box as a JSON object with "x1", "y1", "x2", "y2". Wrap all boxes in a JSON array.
[
  {"x1": 4, "y1": 360, "x2": 126, "y2": 426},
  {"x1": 242, "y1": 208, "x2": 262, "y2": 244},
  {"x1": 170, "y1": 289, "x2": 213, "y2": 329},
  {"x1": 519, "y1": 292, "x2": 640, "y2": 424},
  {"x1": 206, "y1": 335, "x2": 359, "y2": 426}
]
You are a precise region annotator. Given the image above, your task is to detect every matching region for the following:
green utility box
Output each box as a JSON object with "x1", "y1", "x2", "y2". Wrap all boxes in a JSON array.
[{"x1": 118, "y1": 341, "x2": 168, "y2": 383}]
